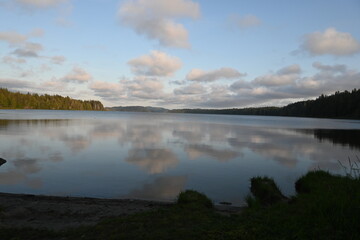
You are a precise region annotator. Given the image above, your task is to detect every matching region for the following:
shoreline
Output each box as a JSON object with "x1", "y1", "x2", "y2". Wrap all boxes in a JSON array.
[
  {"x1": 0, "y1": 192, "x2": 243, "y2": 230},
  {"x1": 0, "y1": 192, "x2": 172, "y2": 230}
]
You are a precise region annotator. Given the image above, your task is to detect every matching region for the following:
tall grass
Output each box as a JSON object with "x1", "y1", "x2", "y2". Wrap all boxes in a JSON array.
[{"x1": 338, "y1": 156, "x2": 360, "y2": 179}]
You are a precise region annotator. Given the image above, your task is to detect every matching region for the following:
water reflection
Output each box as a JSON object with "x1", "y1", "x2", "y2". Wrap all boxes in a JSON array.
[
  {"x1": 126, "y1": 175, "x2": 187, "y2": 201},
  {"x1": 297, "y1": 129, "x2": 360, "y2": 150},
  {"x1": 0, "y1": 158, "x2": 43, "y2": 188},
  {"x1": 0, "y1": 111, "x2": 359, "y2": 204},
  {"x1": 125, "y1": 148, "x2": 178, "y2": 174},
  {"x1": 185, "y1": 144, "x2": 238, "y2": 162}
]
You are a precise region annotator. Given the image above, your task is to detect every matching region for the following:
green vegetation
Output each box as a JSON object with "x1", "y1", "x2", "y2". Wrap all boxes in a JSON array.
[
  {"x1": 1, "y1": 169, "x2": 359, "y2": 239},
  {"x1": 170, "y1": 89, "x2": 360, "y2": 119},
  {"x1": 248, "y1": 177, "x2": 287, "y2": 206},
  {"x1": 177, "y1": 190, "x2": 213, "y2": 209},
  {"x1": 0, "y1": 88, "x2": 104, "y2": 111}
]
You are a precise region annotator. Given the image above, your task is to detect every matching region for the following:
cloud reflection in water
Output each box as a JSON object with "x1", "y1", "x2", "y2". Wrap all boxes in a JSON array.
[
  {"x1": 125, "y1": 148, "x2": 179, "y2": 174},
  {"x1": 0, "y1": 112, "x2": 359, "y2": 204},
  {"x1": 126, "y1": 175, "x2": 187, "y2": 201}
]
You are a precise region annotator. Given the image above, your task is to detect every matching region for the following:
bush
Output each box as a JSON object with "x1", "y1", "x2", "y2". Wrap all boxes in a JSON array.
[
  {"x1": 177, "y1": 190, "x2": 213, "y2": 209},
  {"x1": 250, "y1": 176, "x2": 287, "y2": 206},
  {"x1": 295, "y1": 170, "x2": 333, "y2": 194}
]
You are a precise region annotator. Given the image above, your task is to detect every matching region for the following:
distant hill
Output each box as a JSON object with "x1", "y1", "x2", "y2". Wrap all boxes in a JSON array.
[
  {"x1": 170, "y1": 89, "x2": 360, "y2": 120},
  {"x1": 106, "y1": 106, "x2": 168, "y2": 113},
  {"x1": 0, "y1": 88, "x2": 104, "y2": 111}
]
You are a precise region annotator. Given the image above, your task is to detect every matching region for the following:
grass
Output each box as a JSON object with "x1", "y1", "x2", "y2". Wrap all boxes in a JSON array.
[{"x1": 1, "y1": 170, "x2": 359, "y2": 240}]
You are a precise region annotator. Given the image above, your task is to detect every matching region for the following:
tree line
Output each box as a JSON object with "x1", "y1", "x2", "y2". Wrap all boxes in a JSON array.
[
  {"x1": 170, "y1": 89, "x2": 360, "y2": 119},
  {"x1": 0, "y1": 88, "x2": 104, "y2": 111}
]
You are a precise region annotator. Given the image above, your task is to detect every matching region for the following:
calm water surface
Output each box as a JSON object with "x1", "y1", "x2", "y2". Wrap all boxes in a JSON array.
[{"x1": 1, "y1": 110, "x2": 360, "y2": 206}]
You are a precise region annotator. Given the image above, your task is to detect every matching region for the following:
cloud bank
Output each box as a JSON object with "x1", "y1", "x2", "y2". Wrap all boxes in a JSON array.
[
  {"x1": 301, "y1": 28, "x2": 360, "y2": 56},
  {"x1": 118, "y1": 0, "x2": 200, "y2": 48},
  {"x1": 128, "y1": 50, "x2": 182, "y2": 77},
  {"x1": 15, "y1": 0, "x2": 68, "y2": 8},
  {"x1": 187, "y1": 67, "x2": 245, "y2": 82},
  {"x1": 61, "y1": 67, "x2": 92, "y2": 84}
]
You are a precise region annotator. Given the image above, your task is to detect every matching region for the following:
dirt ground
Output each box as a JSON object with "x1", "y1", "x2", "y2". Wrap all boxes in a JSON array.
[
  {"x1": 0, "y1": 192, "x2": 171, "y2": 230},
  {"x1": 0, "y1": 192, "x2": 242, "y2": 230}
]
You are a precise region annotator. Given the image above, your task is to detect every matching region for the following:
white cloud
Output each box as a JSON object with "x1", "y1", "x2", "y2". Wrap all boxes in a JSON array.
[
  {"x1": 61, "y1": 67, "x2": 92, "y2": 84},
  {"x1": 253, "y1": 64, "x2": 301, "y2": 87},
  {"x1": 0, "y1": 30, "x2": 44, "y2": 60},
  {"x1": 0, "y1": 78, "x2": 33, "y2": 89},
  {"x1": 0, "y1": 31, "x2": 28, "y2": 45},
  {"x1": 90, "y1": 81, "x2": 125, "y2": 101},
  {"x1": 312, "y1": 62, "x2": 346, "y2": 73},
  {"x1": 24, "y1": 42, "x2": 43, "y2": 51},
  {"x1": 15, "y1": 0, "x2": 67, "y2": 8},
  {"x1": 301, "y1": 28, "x2": 360, "y2": 56},
  {"x1": 2, "y1": 56, "x2": 26, "y2": 64},
  {"x1": 172, "y1": 62, "x2": 360, "y2": 109},
  {"x1": 51, "y1": 55, "x2": 66, "y2": 64},
  {"x1": 1, "y1": 30, "x2": 68, "y2": 66},
  {"x1": 231, "y1": 14, "x2": 261, "y2": 29},
  {"x1": 187, "y1": 67, "x2": 245, "y2": 82},
  {"x1": 11, "y1": 42, "x2": 44, "y2": 58},
  {"x1": 40, "y1": 80, "x2": 68, "y2": 92},
  {"x1": 230, "y1": 79, "x2": 252, "y2": 90},
  {"x1": 277, "y1": 64, "x2": 301, "y2": 75},
  {"x1": 118, "y1": 0, "x2": 200, "y2": 48},
  {"x1": 125, "y1": 76, "x2": 166, "y2": 99},
  {"x1": 90, "y1": 76, "x2": 168, "y2": 105},
  {"x1": 0, "y1": 29, "x2": 44, "y2": 47},
  {"x1": 11, "y1": 48, "x2": 39, "y2": 58},
  {"x1": 174, "y1": 83, "x2": 206, "y2": 95},
  {"x1": 128, "y1": 50, "x2": 182, "y2": 77}
]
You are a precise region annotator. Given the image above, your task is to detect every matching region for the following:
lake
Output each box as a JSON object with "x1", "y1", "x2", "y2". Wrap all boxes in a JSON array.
[{"x1": 0, "y1": 110, "x2": 359, "y2": 206}]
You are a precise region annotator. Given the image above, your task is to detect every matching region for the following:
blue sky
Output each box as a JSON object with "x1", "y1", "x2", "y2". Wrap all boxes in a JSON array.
[{"x1": 0, "y1": 0, "x2": 359, "y2": 108}]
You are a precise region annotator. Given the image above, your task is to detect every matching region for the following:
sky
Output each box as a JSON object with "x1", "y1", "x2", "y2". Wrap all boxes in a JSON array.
[{"x1": 0, "y1": 0, "x2": 359, "y2": 108}]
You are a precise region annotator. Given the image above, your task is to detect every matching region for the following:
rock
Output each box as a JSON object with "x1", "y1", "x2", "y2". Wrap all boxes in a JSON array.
[{"x1": 0, "y1": 157, "x2": 6, "y2": 166}]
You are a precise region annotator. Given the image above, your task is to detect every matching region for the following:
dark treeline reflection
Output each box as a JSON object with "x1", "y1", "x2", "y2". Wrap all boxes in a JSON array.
[
  {"x1": 297, "y1": 129, "x2": 360, "y2": 150},
  {"x1": 0, "y1": 119, "x2": 71, "y2": 129}
]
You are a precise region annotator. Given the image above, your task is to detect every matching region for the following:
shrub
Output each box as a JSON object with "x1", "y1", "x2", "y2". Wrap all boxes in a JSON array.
[
  {"x1": 250, "y1": 176, "x2": 287, "y2": 206},
  {"x1": 295, "y1": 170, "x2": 333, "y2": 194},
  {"x1": 177, "y1": 190, "x2": 213, "y2": 209}
]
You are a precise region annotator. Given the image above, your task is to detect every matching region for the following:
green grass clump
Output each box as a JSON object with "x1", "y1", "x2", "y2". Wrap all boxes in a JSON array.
[
  {"x1": 295, "y1": 170, "x2": 333, "y2": 193},
  {"x1": 177, "y1": 190, "x2": 213, "y2": 209},
  {"x1": 250, "y1": 176, "x2": 287, "y2": 206}
]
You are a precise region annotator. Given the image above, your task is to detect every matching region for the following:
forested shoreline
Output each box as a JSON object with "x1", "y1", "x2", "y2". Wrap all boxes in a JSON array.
[
  {"x1": 0, "y1": 88, "x2": 104, "y2": 111},
  {"x1": 1, "y1": 88, "x2": 359, "y2": 119},
  {"x1": 170, "y1": 89, "x2": 360, "y2": 119}
]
